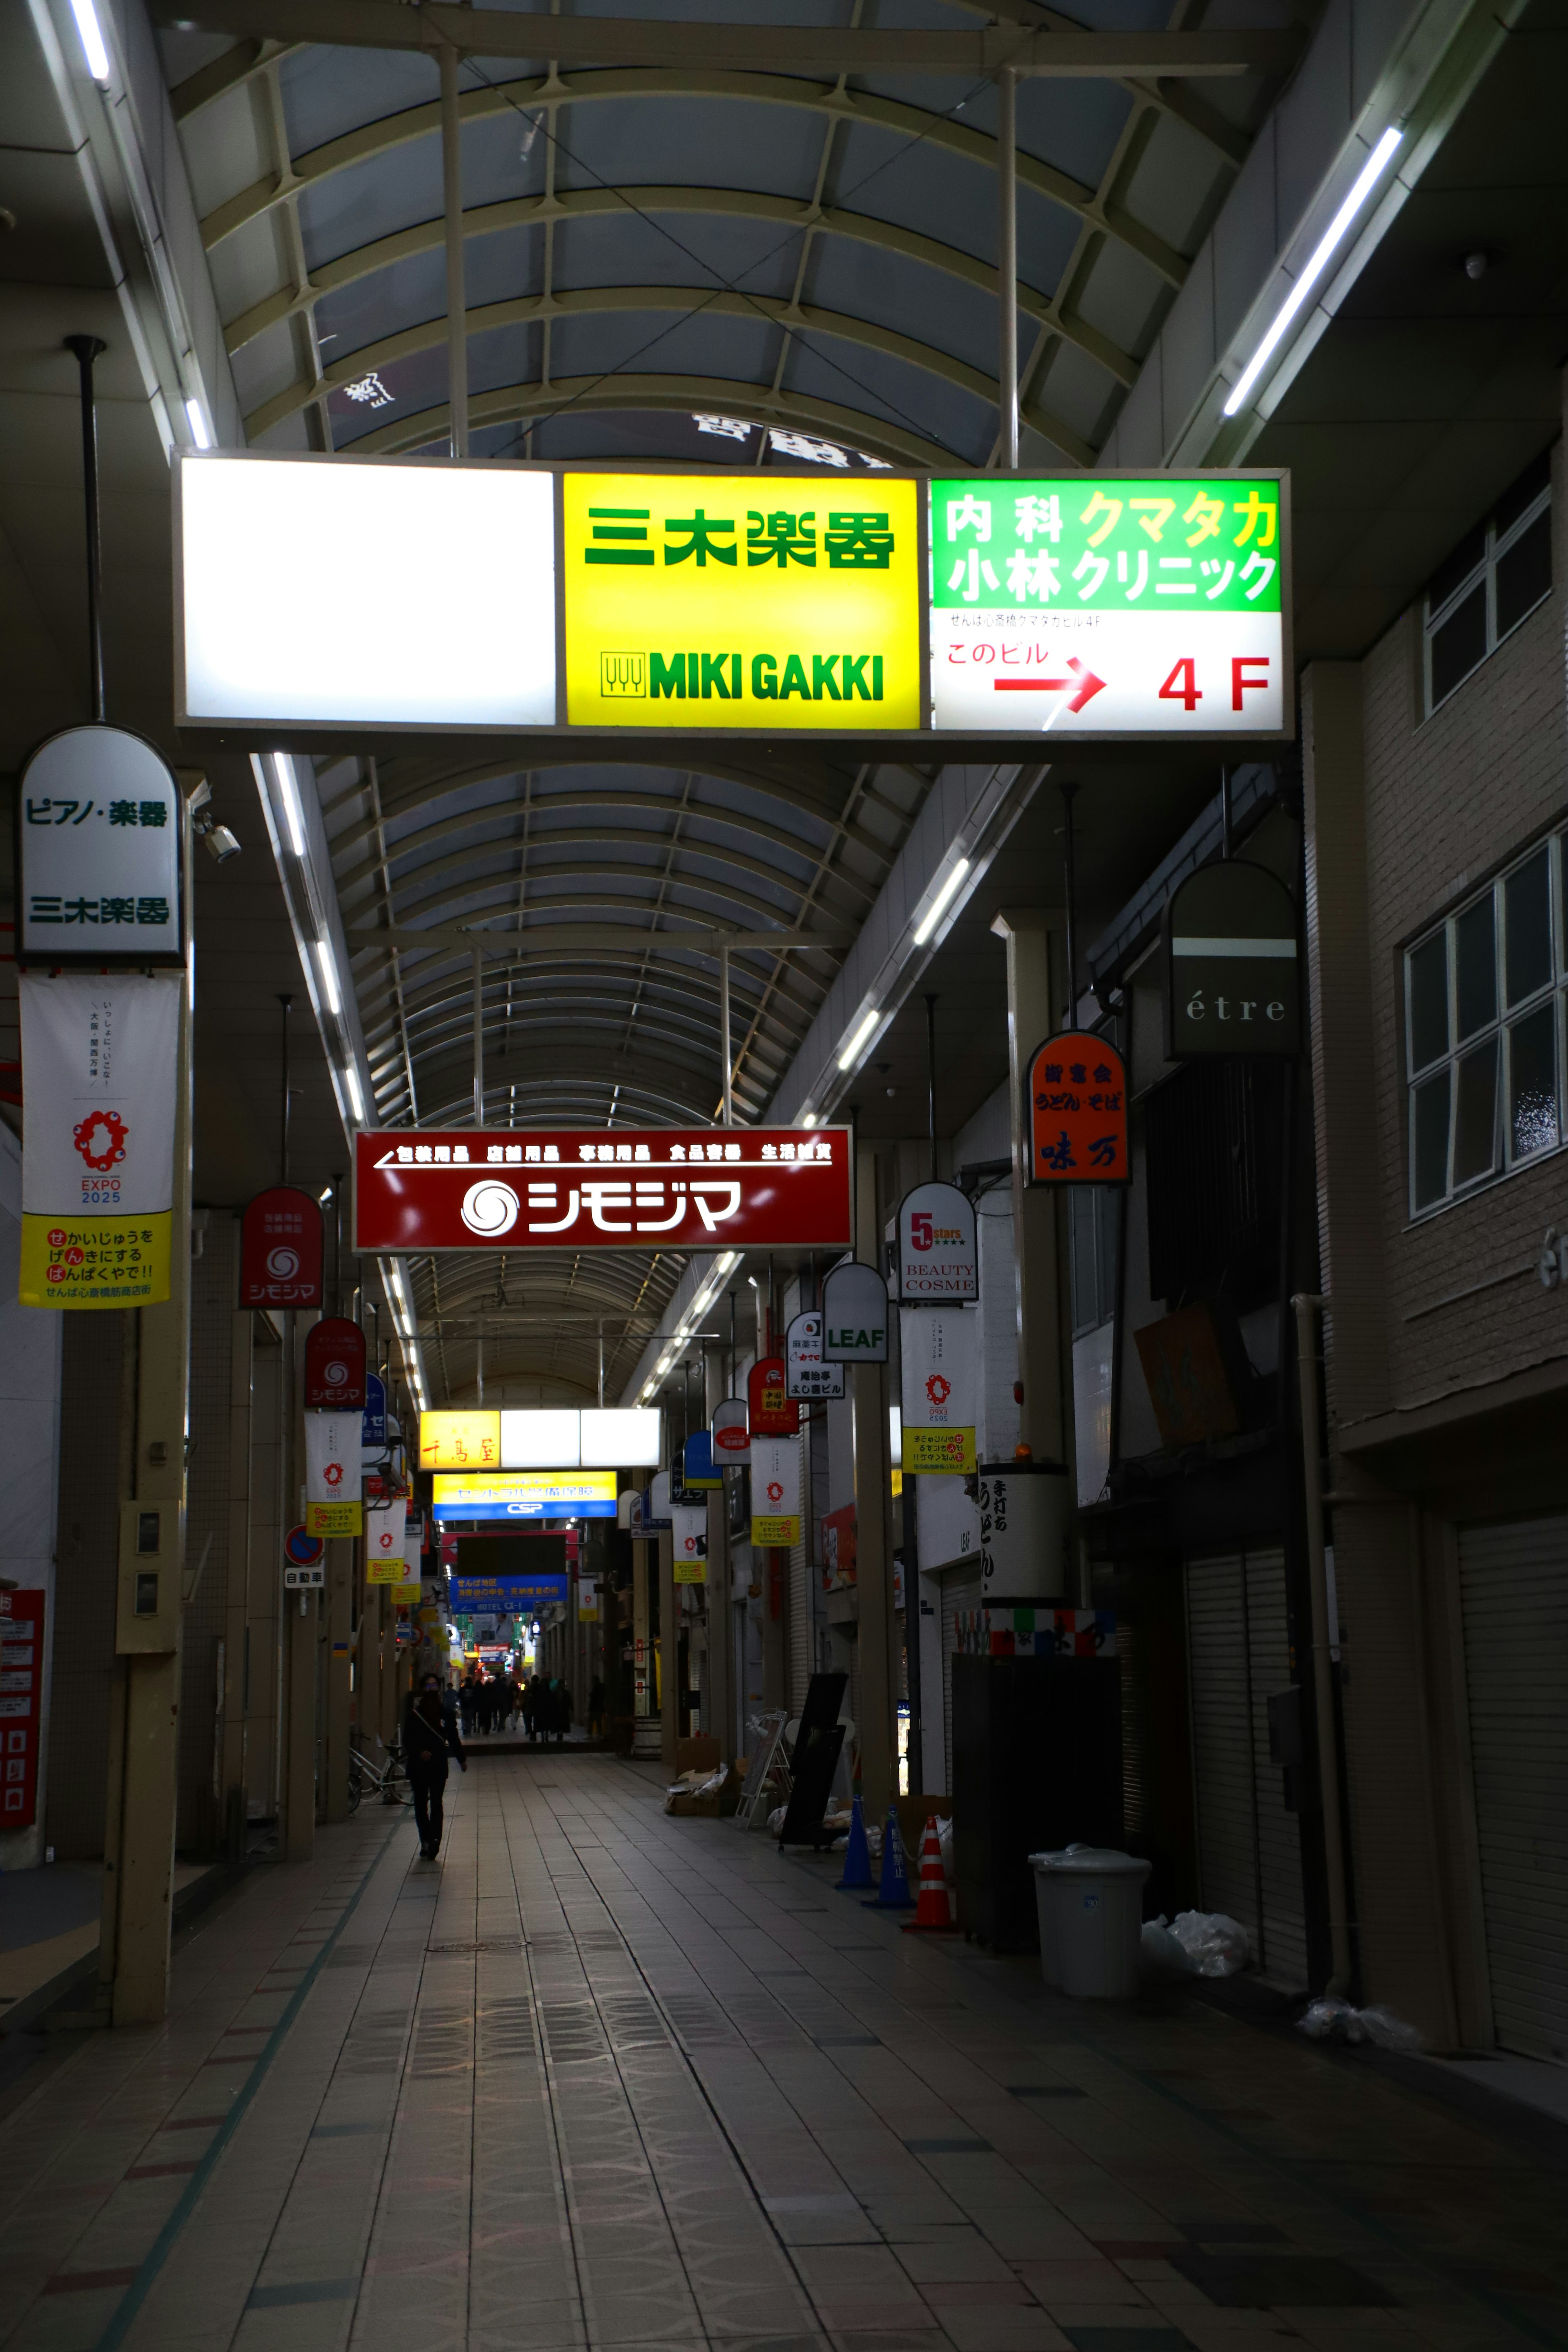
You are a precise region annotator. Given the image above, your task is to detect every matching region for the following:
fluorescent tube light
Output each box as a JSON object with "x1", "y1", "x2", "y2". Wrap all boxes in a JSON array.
[
  {"x1": 272, "y1": 751, "x2": 308, "y2": 859},
  {"x1": 1223, "y1": 128, "x2": 1402, "y2": 416},
  {"x1": 343, "y1": 1063, "x2": 365, "y2": 1124},
  {"x1": 912, "y1": 855, "x2": 970, "y2": 946},
  {"x1": 715, "y1": 1252, "x2": 740, "y2": 1276},
  {"x1": 184, "y1": 399, "x2": 212, "y2": 450},
  {"x1": 70, "y1": 0, "x2": 111, "y2": 80},
  {"x1": 837, "y1": 1006, "x2": 881, "y2": 1072},
  {"x1": 800, "y1": 1112, "x2": 817, "y2": 1128},
  {"x1": 313, "y1": 939, "x2": 341, "y2": 1017}
]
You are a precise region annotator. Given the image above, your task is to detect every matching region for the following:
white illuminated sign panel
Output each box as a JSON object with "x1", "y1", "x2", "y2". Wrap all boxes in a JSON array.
[
  {"x1": 176, "y1": 452, "x2": 557, "y2": 731},
  {"x1": 18, "y1": 729, "x2": 183, "y2": 967}
]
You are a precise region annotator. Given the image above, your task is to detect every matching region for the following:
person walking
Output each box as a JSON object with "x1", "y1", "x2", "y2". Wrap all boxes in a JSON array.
[
  {"x1": 522, "y1": 1674, "x2": 542, "y2": 1744},
  {"x1": 458, "y1": 1672, "x2": 478, "y2": 1738},
  {"x1": 476, "y1": 1675, "x2": 495, "y2": 1737},
  {"x1": 401, "y1": 1673, "x2": 466, "y2": 1860},
  {"x1": 550, "y1": 1677, "x2": 572, "y2": 1746}
]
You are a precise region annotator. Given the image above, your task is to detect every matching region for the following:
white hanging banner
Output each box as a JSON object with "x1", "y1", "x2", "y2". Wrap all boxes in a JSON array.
[
  {"x1": 750, "y1": 1436, "x2": 802, "y2": 1546},
  {"x1": 365, "y1": 1495, "x2": 406, "y2": 1585},
  {"x1": 900, "y1": 1305, "x2": 979, "y2": 1474},
  {"x1": 671, "y1": 1504, "x2": 708, "y2": 1582},
  {"x1": 895, "y1": 1181, "x2": 978, "y2": 1302},
  {"x1": 18, "y1": 972, "x2": 181, "y2": 1310},
  {"x1": 305, "y1": 1410, "x2": 364, "y2": 1536}
]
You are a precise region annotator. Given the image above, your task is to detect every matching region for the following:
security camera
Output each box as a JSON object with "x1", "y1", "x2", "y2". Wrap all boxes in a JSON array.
[{"x1": 203, "y1": 822, "x2": 243, "y2": 864}]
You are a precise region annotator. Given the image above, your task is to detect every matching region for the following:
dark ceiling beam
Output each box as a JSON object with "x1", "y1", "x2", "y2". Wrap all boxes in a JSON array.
[
  {"x1": 345, "y1": 922, "x2": 858, "y2": 953},
  {"x1": 156, "y1": 3, "x2": 1301, "y2": 80}
]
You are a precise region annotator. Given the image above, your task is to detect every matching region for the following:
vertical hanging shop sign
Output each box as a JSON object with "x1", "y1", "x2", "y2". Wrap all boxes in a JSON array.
[
  {"x1": 747, "y1": 1354, "x2": 799, "y2": 1436},
  {"x1": 17, "y1": 727, "x2": 184, "y2": 967},
  {"x1": 18, "y1": 972, "x2": 181, "y2": 1309},
  {"x1": 303, "y1": 1316, "x2": 367, "y2": 1409},
  {"x1": 1025, "y1": 1031, "x2": 1129, "y2": 1185},
  {"x1": 305, "y1": 1410, "x2": 364, "y2": 1536},
  {"x1": 785, "y1": 1308, "x2": 844, "y2": 1399},
  {"x1": 239, "y1": 1185, "x2": 324, "y2": 1308},
  {"x1": 365, "y1": 1494, "x2": 406, "y2": 1585},
  {"x1": 711, "y1": 1396, "x2": 750, "y2": 1464},
  {"x1": 895, "y1": 1181, "x2": 978, "y2": 1302},
  {"x1": 0, "y1": 1588, "x2": 45, "y2": 1831},
  {"x1": 362, "y1": 1371, "x2": 388, "y2": 1450},
  {"x1": 900, "y1": 1306, "x2": 979, "y2": 1473},
  {"x1": 750, "y1": 1436, "x2": 802, "y2": 1546},
  {"x1": 1165, "y1": 860, "x2": 1301, "y2": 1057},
  {"x1": 820, "y1": 1261, "x2": 890, "y2": 1361},
  {"x1": 671, "y1": 1504, "x2": 708, "y2": 1581},
  {"x1": 682, "y1": 1432, "x2": 722, "y2": 1489}
]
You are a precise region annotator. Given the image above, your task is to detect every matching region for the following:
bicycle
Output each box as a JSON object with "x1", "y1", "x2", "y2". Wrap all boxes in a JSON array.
[{"x1": 348, "y1": 1740, "x2": 412, "y2": 1812}]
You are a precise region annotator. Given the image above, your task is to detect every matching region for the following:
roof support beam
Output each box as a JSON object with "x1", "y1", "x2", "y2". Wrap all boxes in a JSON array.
[
  {"x1": 155, "y1": 2, "x2": 1300, "y2": 79},
  {"x1": 347, "y1": 924, "x2": 858, "y2": 952}
]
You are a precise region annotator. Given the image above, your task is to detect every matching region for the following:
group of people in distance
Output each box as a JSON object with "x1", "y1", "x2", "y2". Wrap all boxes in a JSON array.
[{"x1": 457, "y1": 1666, "x2": 573, "y2": 1745}]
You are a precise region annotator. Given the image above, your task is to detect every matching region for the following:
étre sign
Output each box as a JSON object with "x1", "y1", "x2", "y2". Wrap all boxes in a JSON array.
[{"x1": 1166, "y1": 860, "x2": 1300, "y2": 1058}]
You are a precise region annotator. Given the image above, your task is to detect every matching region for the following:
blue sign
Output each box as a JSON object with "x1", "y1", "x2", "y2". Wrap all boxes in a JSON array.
[
  {"x1": 683, "y1": 1432, "x2": 722, "y2": 1488},
  {"x1": 361, "y1": 1372, "x2": 387, "y2": 1448},
  {"x1": 449, "y1": 1574, "x2": 569, "y2": 1613},
  {"x1": 432, "y1": 1494, "x2": 616, "y2": 1522}
]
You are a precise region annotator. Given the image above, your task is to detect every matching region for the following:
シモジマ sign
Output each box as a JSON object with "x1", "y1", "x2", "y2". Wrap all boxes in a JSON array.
[{"x1": 353, "y1": 1126, "x2": 851, "y2": 1253}]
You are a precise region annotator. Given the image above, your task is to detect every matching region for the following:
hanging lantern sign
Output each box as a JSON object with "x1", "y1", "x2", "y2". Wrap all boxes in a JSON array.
[
  {"x1": 895, "y1": 1180, "x2": 978, "y2": 1303},
  {"x1": 304, "y1": 1315, "x2": 367, "y2": 1409},
  {"x1": 1025, "y1": 1031, "x2": 1129, "y2": 1186},
  {"x1": 239, "y1": 1185, "x2": 323, "y2": 1309},
  {"x1": 821, "y1": 1261, "x2": 889, "y2": 1362},
  {"x1": 1165, "y1": 859, "x2": 1300, "y2": 1057},
  {"x1": 304, "y1": 1410, "x2": 363, "y2": 1537},
  {"x1": 711, "y1": 1396, "x2": 750, "y2": 1464},
  {"x1": 785, "y1": 1308, "x2": 844, "y2": 1400},
  {"x1": 750, "y1": 1435, "x2": 802, "y2": 1546},
  {"x1": 748, "y1": 1354, "x2": 799, "y2": 1436}
]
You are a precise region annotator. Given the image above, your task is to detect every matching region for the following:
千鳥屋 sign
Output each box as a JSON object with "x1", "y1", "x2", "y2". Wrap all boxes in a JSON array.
[
  {"x1": 431, "y1": 1470, "x2": 618, "y2": 1520},
  {"x1": 785, "y1": 1309, "x2": 844, "y2": 1400},
  {"x1": 354, "y1": 1126, "x2": 851, "y2": 1253},
  {"x1": 1025, "y1": 1032, "x2": 1129, "y2": 1186},
  {"x1": 1166, "y1": 859, "x2": 1301, "y2": 1057},
  {"x1": 419, "y1": 1411, "x2": 501, "y2": 1470},
  {"x1": 929, "y1": 475, "x2": 1287, "y2": 738},
  {"x1": 821, "y1": 1261, "x2": 889, "y2": 1363},
  {"x1": 239, "y1": 1186, "x2": 323, "y2": 1309},
  {"x1": 750, "y1": 1435, "x2": 802, "y2": 1546},
  {"x1": 18, "y1": 728, "x2": 184, "y2": 967},
  {"x1": 18, "y1": 972, "x2": 180, "y2": 1309},
  {"x1": 561, "y1": 473, "x2": 921, "y2": 732},
  {"x1": 304, "y1": 1411, "x2": 363, "y2": 1537},
  {"x1": 895, "y1": 1181, "x2": 978, "y2": 1303}
]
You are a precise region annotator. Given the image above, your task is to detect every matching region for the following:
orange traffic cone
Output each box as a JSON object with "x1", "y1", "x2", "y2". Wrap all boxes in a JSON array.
[{"x1": 902, "y1": 1815, "x2": 957, "y2": 1933}]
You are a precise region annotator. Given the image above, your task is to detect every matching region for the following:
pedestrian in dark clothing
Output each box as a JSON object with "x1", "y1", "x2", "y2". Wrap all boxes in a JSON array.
[
  {"x1": 588, "y1": 1677, "x2": 606, "y2": 1739},
  {"x1": 477, "y1": 1677, "x2": 496, "y2": 1736},
  {"x1": 522, "y1": 1675, "x2": 543, "y2": 1743},
  {"x1": 458, "y1": 1673, "x2": 478, "y2": 1737},
  {"x1": 402, "y1": 1674, "x2": 466, "y2": 1859},
  {"x1": 550, "y1": 1677, "x2": 572, "y2": 1744}
]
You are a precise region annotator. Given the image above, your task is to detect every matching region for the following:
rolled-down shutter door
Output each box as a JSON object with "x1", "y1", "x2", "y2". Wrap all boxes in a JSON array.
[
  {"x1": 1185, "y1": 1548, "x2": 1307, "y2": 1990},
  {"x1": 1457, "y1": 1515, "x2": 1568, "y2": 2062},
  {"x1": 940, "y1": 1567, "x2": 982, "y2": 1794}
]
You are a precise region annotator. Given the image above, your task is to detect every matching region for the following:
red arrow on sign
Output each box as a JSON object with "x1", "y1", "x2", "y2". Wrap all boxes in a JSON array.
[{"x1": 992, "y1": 656, "x2": 1106, "y2": 712}]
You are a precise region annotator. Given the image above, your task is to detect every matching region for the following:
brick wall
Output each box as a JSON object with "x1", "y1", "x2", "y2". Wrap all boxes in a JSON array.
[{"x1": 1354, "y1": 435, "x2": 1568, "y2": 1421}]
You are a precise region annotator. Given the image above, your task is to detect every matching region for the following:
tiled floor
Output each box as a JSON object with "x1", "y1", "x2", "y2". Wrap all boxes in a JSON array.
[{"x1": 0, "y1": 1756, "x2": 1564, "y2": 2352}]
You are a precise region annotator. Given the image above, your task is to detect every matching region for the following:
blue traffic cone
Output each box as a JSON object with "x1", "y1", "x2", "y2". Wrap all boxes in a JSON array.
[
  {"x1": 835, "y1": 1795, "x2": 874, "y2": 1889},
  {"x1": 864, "y1": 1807, "x2": 915, "y2": 1909}
]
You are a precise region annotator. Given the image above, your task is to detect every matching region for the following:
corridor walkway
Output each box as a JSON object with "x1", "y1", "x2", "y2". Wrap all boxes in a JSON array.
[{"x1": 0, "y1": 1757, "x2": 1563, "y2": 2352}]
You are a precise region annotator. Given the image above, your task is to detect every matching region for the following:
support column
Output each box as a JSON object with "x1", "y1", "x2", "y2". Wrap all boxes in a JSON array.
[
  {"x1": 278, "y1": 1313, "x2": 315, "y2": 1862},
  {"x1": 221, "y1": 1300, "x2": 252, "y2": 1856},
  {"x1": 991, "y1": 909, "x2": 1071, "y2": 1467},
  {"x1": 439, "y1": 42, "x2": 469, "y2": 459},
  {"x1": 322, "y1": 1536, "x2": 354, "y2": 1822},
  {"x1": 704, "y1": 1344, "x2": 733, "y2": 1762},
  {"x1": 658, "y1": 1528, "x2": 677, "y2": 1768},
  {"x1": 997, "y1": 66, "x2": 1019, "y2": 470},
  {"x1": 851, "y1": 1141, "x2": 897, "y2": 1822}
]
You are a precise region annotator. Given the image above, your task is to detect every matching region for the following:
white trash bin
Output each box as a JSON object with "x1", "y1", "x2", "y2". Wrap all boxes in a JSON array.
[{"x1": 1033, "y1": 1849, "x2": 1151, "y2": 1998}]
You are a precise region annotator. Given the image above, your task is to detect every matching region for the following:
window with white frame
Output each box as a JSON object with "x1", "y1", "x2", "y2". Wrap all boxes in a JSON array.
[
  {"x1": 1406, "y1": 831, "x2": 1568, "y2": 1215},
  {"x1": 1423, "y1": 449, "x2": 1552, "y2": 715}
]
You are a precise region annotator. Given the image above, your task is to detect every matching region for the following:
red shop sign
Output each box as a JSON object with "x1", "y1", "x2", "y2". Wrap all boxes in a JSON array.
[
  {"x1": 239, "y1": 1186, "x2": 323, "y2": 1308},
  {"x1": 0, "y1": 1589, "x2": 45, "y2": 1831},
  {"x1": 1025, "y1": 1031, "x2": 1129, "y2": 1185},
  {"x1": 748, "y1": 1354, "x2": 799, "y2": 1437},
  {"x1": 352, "y1": 1125, "x2": 852, "y2": 1254},
  {"x1": 304, "y1": 1315, "x2": 367, "y2": 1409}
]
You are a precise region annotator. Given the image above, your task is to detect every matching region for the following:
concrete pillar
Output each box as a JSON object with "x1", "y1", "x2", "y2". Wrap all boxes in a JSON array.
[
  {"x1": 851, "y1": 1141, "x2": 898, "y2": 1821},
  {"x1": 990, "y1": 909, "x2": 1072, "y2": 1468},
  {"x1": 322, "y1": 1537, "x2": 354, "y2": 1820},
  {"x1": 221, "y1": 1303, "x2": 252, "y2": 1853},
  {"x1": 658, "y1": 1528, "x2": 677, "y2": 1767},
  {"x1": 704, "y1": 1344, "x2": 733, "y2": 1761}
]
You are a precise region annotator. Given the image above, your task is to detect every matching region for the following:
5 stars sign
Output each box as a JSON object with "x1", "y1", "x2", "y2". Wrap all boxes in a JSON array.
[{"x1": 929, "y1": 474, "x2": 1287, "y2": 737}]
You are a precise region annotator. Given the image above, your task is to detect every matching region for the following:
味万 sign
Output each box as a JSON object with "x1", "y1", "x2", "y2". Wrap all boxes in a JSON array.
[
  {"x1": 1025, "y1": 1031, "x2": 1129, "y2": 1187},
  {"x1": 929, "y1": 474, "x2": 1287, "y2": 738},
  {"x1": 354, "y1": 1125, "x2": 851, "y2": 1253},
  {"x1": 18, "y1": 728, "x2": 184, "y2": 966}
]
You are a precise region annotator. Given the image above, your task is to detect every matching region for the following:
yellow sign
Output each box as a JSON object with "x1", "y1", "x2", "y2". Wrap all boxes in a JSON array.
[
  {"x1": 751, "y1": 1513, "x2": 802, "y2": 1547},
  {"x1": 365, "y1": 1553, "x2": 405, "y2": 1586},
  {"x1": 393, "y1": 1580, "x2": 423, "y2": 1603},
  {"x1": 673, "y1": 1557, "x2": 707, "y2": 1585},
  {"x1": 19, "y1": 1212, "x2": 172, "y2": 1310},
  {"x1": 902, "y1": 1427, "x2": 976, "y2": 1475},
  {"x1": 563, "y1": 473, "x2": 921, "y2": 731},
  {"x1": 307, "y1": 1499, "x2": 362, "y2": 1537},
  {"x1": 419, "y1": 1410, "x2": 500, "y2": 1470}
]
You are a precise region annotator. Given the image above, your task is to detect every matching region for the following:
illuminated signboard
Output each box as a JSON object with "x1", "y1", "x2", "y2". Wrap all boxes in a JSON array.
[
  {"x1": 448, "y1": 1574, "x2": 569, "y2": 1613},
  {"x1": 929, "y1": 474, "x2": 1287, "y2": 736},
  {"x1": 356, "y1": 1126, "x2": 851, "y2": 1254},
  {"x1": 561, "y1": 472, "x2": 921, "y2": 732},
  {"x1": 174, "y1": 457, "x2": 1290, "y2": 744},
  {"x1": 431, "y1": 1470, "x2": 617, "y2": 1520}
]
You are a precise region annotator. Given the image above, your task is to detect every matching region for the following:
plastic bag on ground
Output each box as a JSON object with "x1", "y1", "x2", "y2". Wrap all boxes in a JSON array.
[
  {"x1": 766, "y1": 1804, "x2": 788, "y2": 1835},
  {"x1": 1140, "y1": 1915, "x2": 1195, "y2": 1979},
  {"x1": 1298, "y1": 1996, "x2": 1425, "y2": 2051},
  {"x1": 1169, "y1": 1909, "x2": 1253, "y2": 1976}
]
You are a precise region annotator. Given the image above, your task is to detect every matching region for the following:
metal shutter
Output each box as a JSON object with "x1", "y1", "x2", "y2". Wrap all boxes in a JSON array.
[
  {"x1": 940, "y1": 1566, "x2": 982, "y2": 1793},
  {"x1": 1185, "y1": 1548, "x2": 1308, "y2": 1989},
  {"x1": 1457, "y1": 1515, "x2": 1568, "y2": 2062}
]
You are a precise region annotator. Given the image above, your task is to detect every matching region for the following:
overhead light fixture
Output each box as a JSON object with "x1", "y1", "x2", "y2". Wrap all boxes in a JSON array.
[
  {"x1": 69, "y1": 0, "x2": 111, "y2": 80},
  {"x1": 800, "y1": 1112, "x2": 817, "y2": 1128},
  {"x1": 1223, "y1": 127, "x2": 1402, "y2": 416},
  {"x1": 912, "y1": 855, "x2": 971, "y2": 946},
  {"x1": 313, "y1": 939, "x2": 342, "y2": 1017},
  {"x1": 184, "y1": 398, "x2": 212, "y2": 450},
  {"x1": 271, "y1": 750, "x2": 308, "y2": 860},
  {"x1": 318, "y1": 1185, "x2": 333, "y2": 1205},
  {"x1": 837, "y1": 1005, "x2": 882, "y2": 1072}
]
